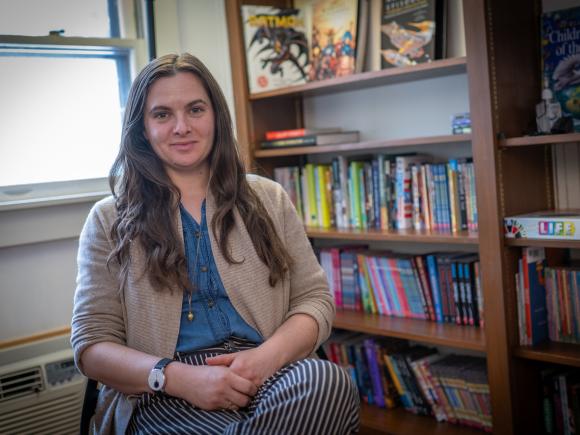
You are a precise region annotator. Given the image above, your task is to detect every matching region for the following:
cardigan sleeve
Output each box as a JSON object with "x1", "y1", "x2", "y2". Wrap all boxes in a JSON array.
[
  {"x1": 277, "y1": 184, "x2": 336, "y2": 350},
  {"x1": 70, "y1": 198, "x2": 126, "y2": 375}
]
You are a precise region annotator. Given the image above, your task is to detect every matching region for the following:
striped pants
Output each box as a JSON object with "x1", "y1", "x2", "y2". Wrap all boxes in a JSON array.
[{"x1": 127, "y1": 340, "x2": 360, "y2": 434}]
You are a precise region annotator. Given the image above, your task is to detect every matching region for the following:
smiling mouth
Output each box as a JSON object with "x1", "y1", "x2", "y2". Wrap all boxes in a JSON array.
[{"x1": 171, "y1": 141, "x2": 196, "y2": 147}]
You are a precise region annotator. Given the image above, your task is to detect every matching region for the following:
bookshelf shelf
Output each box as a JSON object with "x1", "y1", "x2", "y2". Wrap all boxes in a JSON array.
[
  {"x1": 499, "y1": 132, "x2": 580, "y2": 147},
  {"x1": 254, "y1": 134, "x2": 471, "y2": 158},
  {"x1": 249, "y1": 57, "x2": 467, "y2": 100},
  {"x1": 359, "y1": 403, "x2": 483, "y2": 434},
  {"x1": 307, "y1": 227, "x2": 479, "y2": 245},
  {"x1": 504, "y1": 238, "x2": 580, "y2": 249},
  {"x1": 513, "y1": 342, "x2": 580, "y2": 367},
  {"x1": 334, "y1": 311, "x2": 486, "y2": 352}
]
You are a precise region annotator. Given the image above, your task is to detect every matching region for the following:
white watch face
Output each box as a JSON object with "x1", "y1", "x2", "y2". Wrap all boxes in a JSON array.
[{"x1": 148, "y1": 369, "x2": 165, "y2": 392}]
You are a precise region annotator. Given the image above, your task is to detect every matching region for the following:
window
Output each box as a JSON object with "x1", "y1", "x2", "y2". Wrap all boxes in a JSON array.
[{"x1": 0, "y1": 0, "x2": 147, "y2": 205}]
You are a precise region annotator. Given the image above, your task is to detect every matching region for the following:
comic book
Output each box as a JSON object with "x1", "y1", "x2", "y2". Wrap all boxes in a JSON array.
[
  {"x1": 241, "y1": 6, "x2": 309, "y2": 94},
  {"x1": 542, "y1": 6, "x2": 580, "y2": 132},
  {"x1": 306, "y1": 0, "x2": 359, "y2": 81},
  {"x1": 380, "y1": 0, "x2": 444, "y2": 69}
]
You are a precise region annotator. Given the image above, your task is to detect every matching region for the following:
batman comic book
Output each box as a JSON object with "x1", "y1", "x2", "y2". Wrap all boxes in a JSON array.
[
  {"x1": 241, "y1": 6, "x2": 310, "y2": 94},
  {"x1": 542, "y1": 6, "x2": 580, "y2": 132},
  {"x1": 380, "y1": 0, "x2": 444, "y2": 69}
]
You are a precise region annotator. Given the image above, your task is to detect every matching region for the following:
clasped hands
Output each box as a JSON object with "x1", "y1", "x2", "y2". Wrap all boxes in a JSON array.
[{"x1": 166, "y1": 346, "x2": 283, "y2": 412}]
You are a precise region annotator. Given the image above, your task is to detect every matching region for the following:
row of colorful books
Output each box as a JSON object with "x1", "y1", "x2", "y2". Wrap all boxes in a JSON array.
[
  {"x1": 323, "y1": 332, "x2": 492, "y2": 431},
  {"x1": 515, "y1": 247, "x2": 580, "y2": 346},
  {"x1": 273, "y1": 154, "x2": 478, "y2": 232},
  {"x1": 318, "y1": 248, "x2": 484, "y2": 327},
  {"x1": 541, "y1": 369, "x2": 580, "y2": 435}
]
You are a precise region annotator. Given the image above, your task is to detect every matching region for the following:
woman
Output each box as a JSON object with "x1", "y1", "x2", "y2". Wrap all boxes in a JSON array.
[{"x1": 71, "y1": 53, "x2": 359, "y2": 434}]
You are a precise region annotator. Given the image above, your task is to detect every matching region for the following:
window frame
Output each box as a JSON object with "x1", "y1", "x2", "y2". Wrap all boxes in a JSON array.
[{"x1": 0, "y1": 18, "x2": 147, "y2": 208}]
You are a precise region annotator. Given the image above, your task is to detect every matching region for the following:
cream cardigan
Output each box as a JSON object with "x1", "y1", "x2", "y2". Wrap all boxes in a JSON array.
[{"x1": 71, "y1": 175, "x2": 334, "y2": 434}]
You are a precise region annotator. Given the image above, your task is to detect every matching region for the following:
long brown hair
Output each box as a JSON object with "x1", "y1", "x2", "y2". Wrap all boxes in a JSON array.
[{"x1": 108, "y1": 53, "x2": 292, "y2": 291}]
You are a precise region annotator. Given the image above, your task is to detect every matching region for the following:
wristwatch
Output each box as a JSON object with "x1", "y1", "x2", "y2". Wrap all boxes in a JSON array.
[{"x1": 147, "y1": 358, "x2": 173, "y2": 393}]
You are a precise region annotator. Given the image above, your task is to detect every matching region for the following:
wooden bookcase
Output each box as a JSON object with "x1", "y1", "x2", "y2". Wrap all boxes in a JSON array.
[
  {"x1": 225, "y1": 0, "x2": 579, "y2": 433},
  {"x1": 484, "y1": 1, "x2": 580, "y2": 434}
]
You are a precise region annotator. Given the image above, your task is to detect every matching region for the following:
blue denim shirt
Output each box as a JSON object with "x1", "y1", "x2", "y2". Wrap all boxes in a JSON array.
[{"x1": 176, "y1": 202, "x2": 263, "y2": 352}]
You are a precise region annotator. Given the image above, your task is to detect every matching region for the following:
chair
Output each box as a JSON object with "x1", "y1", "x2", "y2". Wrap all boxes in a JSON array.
[{"x1": 80, "y1": 378, "x2": 99, "y2": 435}]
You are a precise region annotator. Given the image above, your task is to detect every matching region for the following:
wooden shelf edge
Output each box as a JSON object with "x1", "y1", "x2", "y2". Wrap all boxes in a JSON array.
[
  {"x1": 254, "y1": 134, "x2": 472, "y2": 158},
  {"x1": 333, "y1": 311, "x2": 486, "y2": 352},
  {"x1": 504, "y1": 237, "x2": 580, "y2": 248},
  {"x1": 307, "y1": 227, "x2": 479, "y2": 245},
  {"x1": 249, "y1": 57, "x2": 467, "y2": 100},
  {"x1": 499, "y1": 132, "x2": 580, "y2": 147},
  {"x1": 513, "y1": 342, "x2": 580, "y2": 367},
  {"x1": 359, "y1": 403, "x2": 485, "y2": 434}
]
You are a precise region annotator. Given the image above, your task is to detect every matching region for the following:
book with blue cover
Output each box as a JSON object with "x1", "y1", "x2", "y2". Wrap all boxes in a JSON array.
[
  {"x1": 426, "y1": 254, "x2": 444, "y2": 322},
  {"x1": 542, "y1": 6, "x2": 580, "y2": 132},
  {"x1": 363, "y1": 337, "x2": 386, "y2": 408},
  {"x1": 523, "y1": 247, "x2": 549, "y2": 346}
]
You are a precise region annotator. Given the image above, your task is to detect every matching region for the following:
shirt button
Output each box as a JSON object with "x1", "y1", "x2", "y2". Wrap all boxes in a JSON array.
[
  {"x1": 200, "y1": 266, "x2": 208, "y2": 272},
  {"x1": 208, "y1": 299, "x2": 215, "y2": 308},
  {"x1": 195, "y1": 231, "x2": 201, "y2": 238}
]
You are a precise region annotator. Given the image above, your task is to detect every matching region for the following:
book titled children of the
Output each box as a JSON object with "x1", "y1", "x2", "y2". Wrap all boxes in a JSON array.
[
  {"x1": 241, "y1": 6, "x2": 309, "y2": 93},
  {"x1": 542, "y1": 6, "x2": 580, "y2": 132},
  {"x1": 380, "y1": 0, "x2": 444, "y2": 69}
]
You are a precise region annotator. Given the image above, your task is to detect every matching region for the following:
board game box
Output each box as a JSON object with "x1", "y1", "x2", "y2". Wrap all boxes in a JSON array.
[{"x1": 505, "y1": 210, "x2": 580, "y2": 240}]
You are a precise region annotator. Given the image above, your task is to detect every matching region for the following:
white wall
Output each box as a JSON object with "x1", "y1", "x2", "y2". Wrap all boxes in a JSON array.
[
  {"x1": 0, "y1": 239, "x2": 79, "y2": 339},
  {"x1": 154, "y1": 0, "x2": 236, "y2": 131},
  {"x1": 0, "y1": 0, "x2": 234, "y2": 342},
  {"x1": 303, "y1": 74, "x2": 470, "y2": 142}
]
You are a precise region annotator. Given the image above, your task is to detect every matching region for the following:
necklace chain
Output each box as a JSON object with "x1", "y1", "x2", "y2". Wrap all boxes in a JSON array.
[{"x1": 187, "y1": 230, "x2": 202, "y2": 322}]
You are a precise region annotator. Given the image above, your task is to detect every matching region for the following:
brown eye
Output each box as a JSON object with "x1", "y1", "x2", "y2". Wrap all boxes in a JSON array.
[{"x1": 153, "y1": 112, "x2": 169, "y2": 119}]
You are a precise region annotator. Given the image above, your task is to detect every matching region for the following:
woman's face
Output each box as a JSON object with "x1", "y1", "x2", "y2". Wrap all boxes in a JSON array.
[{"x1": 143, "y1": 72, "x2": 215, "y2": 179}]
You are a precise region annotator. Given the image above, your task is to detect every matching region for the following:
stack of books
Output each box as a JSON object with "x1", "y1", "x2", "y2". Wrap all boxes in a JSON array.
[
  {"x1": 323, "y1": 332, "x2": 493, "y2": 432},
  {"x1": 261, "y1": 128, "x2": 359, "y2": 149}
]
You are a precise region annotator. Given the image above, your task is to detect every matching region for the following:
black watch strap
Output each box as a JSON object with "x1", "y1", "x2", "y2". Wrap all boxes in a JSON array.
[{"x1": 154, "y1": 358, "x2": 173, "y2": 371}]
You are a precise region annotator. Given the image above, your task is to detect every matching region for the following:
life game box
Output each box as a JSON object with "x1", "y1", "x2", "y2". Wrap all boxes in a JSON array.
[{"x1": 504, "y1": 210, "x2": 580, "y2": 240}]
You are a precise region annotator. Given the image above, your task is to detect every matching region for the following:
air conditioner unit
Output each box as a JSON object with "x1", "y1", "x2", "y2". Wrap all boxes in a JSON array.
[{"x1": 0, "y1": 334, "x2": 86, "y2": 435}]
